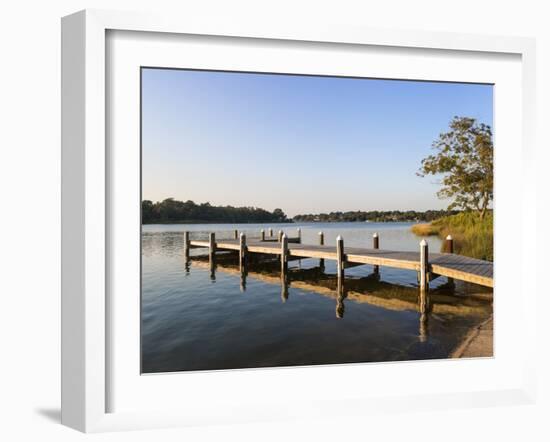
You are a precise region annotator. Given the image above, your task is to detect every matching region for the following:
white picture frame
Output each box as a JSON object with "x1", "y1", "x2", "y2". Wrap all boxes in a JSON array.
[{"x1": 61, "y1": 9, "x2": 537, "y2": 433}]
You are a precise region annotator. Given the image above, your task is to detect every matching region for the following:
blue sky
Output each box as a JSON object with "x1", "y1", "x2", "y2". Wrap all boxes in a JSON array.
[{"x1": 142, "y1": 68, "x2": 493, "y2": 217}]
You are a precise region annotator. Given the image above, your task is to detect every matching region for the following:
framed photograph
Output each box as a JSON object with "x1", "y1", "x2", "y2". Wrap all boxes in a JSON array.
[{"x1": 61, "y1": 9, "x2": 537, "y2": 432}]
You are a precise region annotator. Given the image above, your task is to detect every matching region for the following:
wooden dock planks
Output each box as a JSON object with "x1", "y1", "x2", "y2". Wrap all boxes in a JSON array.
[{"x1": 188, "y1": 237, "x2": 494, "y2": 288}]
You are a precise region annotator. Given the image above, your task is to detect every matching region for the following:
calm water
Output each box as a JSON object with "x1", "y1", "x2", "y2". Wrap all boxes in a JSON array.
[{"x1": 141, "y1": 222, "x2": 493, "y2": 373}]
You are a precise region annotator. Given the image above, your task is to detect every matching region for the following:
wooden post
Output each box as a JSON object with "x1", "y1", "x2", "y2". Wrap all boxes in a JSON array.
[
  {"x1": 297, "y1": 228, "x2": 301, "y2": 243},
  {"x1": 208, "y1": 232, "x2": 216, "y2": 280},
  {"x1": 336, "y1": 235, "x2": 344, "y2": 281},
  {"x1": 372, "y1": 232, "x2": 379, "y2": 275},
  {"x1": 419, "y1": 239, "x2": 429, "y2": 294},
  {"x1": 268, "y1": 228, "x2": 273, "y2": 237},
  {"x1": 233, "y1": 229, "x2": 238, "y2": 240},
  {"x1": 209, "y1": 232, "x2": 216, "y2": 261},
  {"x1": 281, "y1": 233, "x2": 288, "y2": 274},
  {"x1": 183, "y1": 231, "x2": 190, "y2": 260},
  {"x1": 278, "y1": 230, "x2": 283, "y2": 242},
  {"x1": 183, "y1": 231, "x2": 190, "y2": 273},
  {"x1": 239, "y1": 233, "x2": 247, "y2": 270},
  {"x1": 260, "y1": 229, "x2": 265, "y2": 241},
  {"x1": 318, "y1": 231, "x2": 325, "y2": 269},
  {"x1": 446, "y1": 234, "x2": 455, "y2": 287},
  {"x1": 445, "y1": 234, "x2": 454, "y2": 253}
]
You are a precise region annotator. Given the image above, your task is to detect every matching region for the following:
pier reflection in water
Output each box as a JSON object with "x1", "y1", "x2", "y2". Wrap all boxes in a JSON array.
[
  {"x1": 187, "y1": 250, "x2": 485, "y2": 347},
  {"x1": 147, "y1": 231, "x2": 492, "y2": 374}
]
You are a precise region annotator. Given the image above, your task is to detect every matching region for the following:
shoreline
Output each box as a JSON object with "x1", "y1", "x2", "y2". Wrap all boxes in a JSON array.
[{"x1": 450, "y1": 315, "x2": 494, "y2": 358}]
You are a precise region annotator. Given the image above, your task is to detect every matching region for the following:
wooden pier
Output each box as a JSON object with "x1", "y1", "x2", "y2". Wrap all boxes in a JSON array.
[{"x1": 185, "y1": 229, "x2": 493, "y2": 289}]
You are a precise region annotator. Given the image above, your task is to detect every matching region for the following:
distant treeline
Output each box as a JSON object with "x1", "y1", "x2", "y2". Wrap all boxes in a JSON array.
[
  {"x1": 293, "y1": 210, "x2": 460, "y2": 223},
  {"x1": 142, "y1": 198, "x2": 291, "y2": 224}
]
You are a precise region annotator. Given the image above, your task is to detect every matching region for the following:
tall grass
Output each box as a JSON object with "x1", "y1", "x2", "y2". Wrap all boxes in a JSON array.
[{"x1": 411, "y1": 211, "x2": 493, "y2": 261}]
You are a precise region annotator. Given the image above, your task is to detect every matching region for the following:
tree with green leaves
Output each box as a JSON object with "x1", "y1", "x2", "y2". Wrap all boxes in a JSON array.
[{"x1": 418, "y1": 116, "x2": 493, "y2": 220}]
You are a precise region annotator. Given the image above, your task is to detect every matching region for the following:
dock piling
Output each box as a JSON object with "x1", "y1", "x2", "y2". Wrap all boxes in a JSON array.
[
  {"x1": 260, "y1": 229, "x2": 265, "y2": 241},
  {"x1": 419, "y1": 239, "x2": 429, "y2": 293},
  {"x1": 233, "y1": 229, "x2": 238, "y2": 240},
  {"x1": 208, "y1": 233, "x2": 216, "y2": 280},
  {"x1": 239, "y1": 233, "x2": 247, "y2": 270},
  {"x1": 268, "y1": 228, "x2": 273, "y2": 237},
  {"x1": 297, "y1": 228, "x2": 301, "y2": 243},
  {"x1": 373, "y1": 232, "x2": 379, "y2": 275},
  {"x1": 445, "y1": 234, "x2": 454, "y2": 253},
  {"x1": 278, "y1": 230, "x2": 283, "y2": 242},
  {"x1": 183, "y1": 231, "x2": 190, "y2": 260},
  {"x1": 209, "y1": 232, "x2": 216, "y2": 261},
  {"x1": 318, "y1": 231, "x2": 325, "y2": 269},
  {"x1": 336, "y1": 236, "x2": 344, "y2": 280},
  {"x1": 281, "y1": 233, "x2": 288, "y2": 273},
  {"x1": 446, "y1": 235, "x2": 455, "y2": 287}
]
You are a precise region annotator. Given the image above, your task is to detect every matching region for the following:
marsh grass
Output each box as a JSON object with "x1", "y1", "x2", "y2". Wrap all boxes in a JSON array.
[{"x1": 412, "y1": 211, "x2": 493, "y2": 261}]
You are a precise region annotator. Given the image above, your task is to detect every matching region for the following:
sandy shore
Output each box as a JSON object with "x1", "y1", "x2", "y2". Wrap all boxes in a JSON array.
[{"x1": 451, "y1": 316, "x2": 493, "y2": 358}]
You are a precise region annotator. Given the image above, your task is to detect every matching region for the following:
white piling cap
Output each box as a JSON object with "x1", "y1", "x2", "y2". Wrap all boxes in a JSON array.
[
  {"x1": 261, "y1": 229, "x2": 264, "y2": 232},
  {"x1": 240, "y1": 232, "x2": 245, "y2": 237},
  {"x1": 336, "y1": 235, "x2": 343, "y2": 241},
  {"x1": 420, "y1": 239, "x2": 427, "y2": 246},
  {"x1": 446, "y1": 234, "x2": 453, "y2": 240},
  {"x1": 282, "y1": 233, "x2": 287, "y2": 238},
  {"x1": 318, "y1": 231, "x2": 323, "y2": 235},
  {"x1": 373, "y1": 232, "x2": 378, "y2": 238}
]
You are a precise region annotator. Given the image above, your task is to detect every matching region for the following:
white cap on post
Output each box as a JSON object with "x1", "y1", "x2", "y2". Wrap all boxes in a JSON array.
[
  {"x1": 420, "y1": 239, "x2": 427, "y2": 246},
  {"x1": 446, "y1": 234, "x2": 452, "y2": 240},
  {"x1": 373, "y1": 232, "x2": 378, "y2": 237}
]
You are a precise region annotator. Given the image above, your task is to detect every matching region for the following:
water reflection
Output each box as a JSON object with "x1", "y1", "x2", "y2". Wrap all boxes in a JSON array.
[
  {"x1": 187, "y1": 251, "x2": 490, "y2": 332},
  {"x1": 142, "y1": 227, "x2": 493, "y2": 373},
  {"x1": 281, "y1": 273, "x2": 289, "y2": 303},
  {"x1": 209, "y1": 254, "x2": 216, "y2": 282},
  {"x1": 336, "y1": 279, "x2": 347, "y2": 319},
  {"x1": 418, "y1": 289, "x2": 431, "y2": 342},
  {"x1": 240, "y1": 266, "x2": 247, "y2": 292}
]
